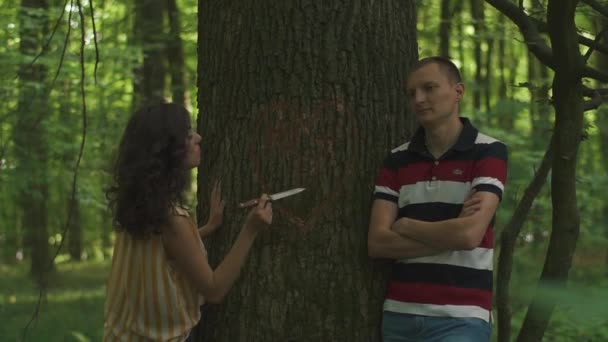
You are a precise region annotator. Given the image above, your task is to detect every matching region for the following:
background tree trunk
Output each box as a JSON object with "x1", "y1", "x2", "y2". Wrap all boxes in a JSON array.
[
  {"x1": 166, "y1": 0, "x2": 187, "y2": 107},
  {"x1": 439, "y1": 0, "x2": 451, "y2": 57},
  {"x1": 196, "y1": 1, "x2": 418, "y2": 340},
  {"x1": 439, "y1": 1, "x2": 463, "y2": 58},
  {"x1": 470, "y1": 0, "x2": 485, "y2": 111},
  {"x1": 16, "y1": 0, "x2": 51, "y2": 283},
  {"x1": 594, "y1": 15, "x2": 608, "y2": 278},
  {"x1": 133, "y1": 0, "x2": 166, "y2": 106},
  {"x1": 67, "y1": 191, "x2": 82, "y2": 261},
  {"x1": 59, "y1": 80, "x2": 83, "y2": 261},
  {"x1": 517, "y1": 0, "x2": 584, "y2": 339}
]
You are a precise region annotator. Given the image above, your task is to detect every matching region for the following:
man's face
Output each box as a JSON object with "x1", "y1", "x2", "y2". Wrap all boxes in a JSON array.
[{"x1": 406, "y1": 62, "x2": 464, "y2": 127}]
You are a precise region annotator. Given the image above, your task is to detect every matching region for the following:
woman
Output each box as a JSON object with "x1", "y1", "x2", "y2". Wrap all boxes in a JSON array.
[{"x1": 103, "y1": 103, "x2": 272, "y2": 341}]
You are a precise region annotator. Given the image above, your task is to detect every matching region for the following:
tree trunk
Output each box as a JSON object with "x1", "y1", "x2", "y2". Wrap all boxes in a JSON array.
[
  {"x1": 439, "y1": 1, "x2": 464, "y2": 58},
  {"x1": 457, "y1": 12, "x2": 465, "y2": 73},
  {"x1": 495, "y1": 13, "x2": 507, "y2": 128},
  {"x1": 517, "y1": 0, "x2": 584, "y2": 340},
  {"x1": 97, "y1": 86, "x2": 113, "y2": 260},
  {"x1": 495, "y1": 140, "x2": 553, "y2": 342},
  {"x1": 528, "y1": 46, "x2": 552, "y2": 250},
  {"x1": 133, "y1": 0, "x2": 166, "y2": 106},
  {"x1": 1, "y1": 195, "x2": 18, "y2": 263},
  {"x1": 196, "y1": 1, "x2": 418, "y2": 340},
  {"x1": 595, "y1": 15, "x2": 608, "y2": 278},
  {"x1": 439, "y1": 0, "x2": 450, "y2": 56},
  {"x1": 67, "y1": 191, "x2": 82, "y2": 261},
  {"x1": 59, "y1": 79, "x2": 83, "y2": 261},
  {"x1": 470, "y1": 0, "x2": 485, "y2": 111},
  {"x1": 16, "y1": 0, "x2": 51, "y2": 283},
  {"x1": 484, "y1": 28, "x2": 494, "y2": 113},
  {"x1": 166, "y1": 0, "x2": 188, "y2": 107},
  {"x1": 499, "y1": 38, "x2": 518, "y2": 130}
]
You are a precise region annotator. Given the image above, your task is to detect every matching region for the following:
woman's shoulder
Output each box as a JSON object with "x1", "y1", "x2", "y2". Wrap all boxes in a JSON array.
[{"x1": 171, "y1": 205, "x2": 190, "y2": 218}]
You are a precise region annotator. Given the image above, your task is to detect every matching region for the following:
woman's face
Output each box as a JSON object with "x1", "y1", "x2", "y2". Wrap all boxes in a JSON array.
[{"x1": 183, "y1": 129, "x2": 202, "y2": 169}]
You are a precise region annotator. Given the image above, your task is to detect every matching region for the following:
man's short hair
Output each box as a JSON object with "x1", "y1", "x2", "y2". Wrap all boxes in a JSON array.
[{"x1": 410, "y1": 56, "x2": 462, "y2": 83}]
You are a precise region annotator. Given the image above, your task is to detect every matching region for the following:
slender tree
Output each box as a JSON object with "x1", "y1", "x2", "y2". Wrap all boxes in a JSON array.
[
  {"x1": 166, "y1": 0, "x2": 187, "y2": 107},
  {"x1": 15, "y1": 0, "x2": 52, "y2": 282},
  {"x1": 438, "y1": 1, "x2": 464, "y2": 58},
  {"x1": 470, "y1": 0, "x2": 485, "y2": 111},
  {"x1": 59, "y1": 80, "x2": 83, "y2": 261},
  {"x1": 485, "y1": 0, "x2": 608, "y2": 340},
  {"x1": 594, "y1": 13, "x2": 608, "y2": 277}
]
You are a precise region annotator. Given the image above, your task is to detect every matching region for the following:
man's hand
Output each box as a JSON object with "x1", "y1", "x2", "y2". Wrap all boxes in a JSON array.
[
  {"x1": 459, "y1": 189, "x2": 482, "y2": 218},
  {"x1": 368, "y1": 200, "x2": 440, "y2": 259}
]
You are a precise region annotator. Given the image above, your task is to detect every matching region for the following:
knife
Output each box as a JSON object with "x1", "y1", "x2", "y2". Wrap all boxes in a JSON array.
[{"x1": 238, "y1": 188, "x2": 306, "y2": 208}]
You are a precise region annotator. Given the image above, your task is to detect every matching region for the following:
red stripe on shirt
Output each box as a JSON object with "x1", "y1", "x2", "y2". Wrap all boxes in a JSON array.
[
  {"x1": 376, "y1": 167, "x2": 399, "y2": 192},
  {"x1": 398, "y1": 160, "x2": 478, "y2": 185},
  {"x1": 473, "y1": 157, "x2": 507, "y2": 184},
  {"x1": 386, "y1": 281, "x2": 492, "y2": 310},
  {"x1": 478, "y1": 227, "x2": 493, "y2": 248}
]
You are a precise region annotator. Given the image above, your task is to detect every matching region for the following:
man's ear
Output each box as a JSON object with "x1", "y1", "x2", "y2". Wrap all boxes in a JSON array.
[{"x1": 455, "y1": 82, "x2": 465, "y2": 100}]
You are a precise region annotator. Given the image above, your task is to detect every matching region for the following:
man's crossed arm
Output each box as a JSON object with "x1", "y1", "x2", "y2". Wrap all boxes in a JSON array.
[
  {"x1": 391, "y1": 191, "x2": 499, "y2": 251},
  {"x1": 367, "y1": 190, "x2": 496, "y2": 259}
]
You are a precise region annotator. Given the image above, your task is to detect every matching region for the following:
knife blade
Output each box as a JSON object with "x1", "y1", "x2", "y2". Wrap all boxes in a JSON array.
[{"x1": 239, "y1": 188, "x2": 306, "y2": 208}]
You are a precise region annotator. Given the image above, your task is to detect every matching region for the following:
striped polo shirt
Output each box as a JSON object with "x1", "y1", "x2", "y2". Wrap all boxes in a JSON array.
[
  {"x1": 104, "y1": 207, "x2": 205, "y2": 341},
  {"x1": 374, "y1": 117, "x2": 507, "y2": 322}
]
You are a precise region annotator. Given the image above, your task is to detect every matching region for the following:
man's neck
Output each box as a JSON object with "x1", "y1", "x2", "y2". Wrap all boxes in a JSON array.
[{"x1": 424, "y1": 116, "x2": 463, "y2": 159}]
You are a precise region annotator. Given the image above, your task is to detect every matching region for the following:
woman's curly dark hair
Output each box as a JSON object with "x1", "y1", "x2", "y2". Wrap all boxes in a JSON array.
[{"x1": 106, "y1": 103, "x2": 193, "y2": 239}]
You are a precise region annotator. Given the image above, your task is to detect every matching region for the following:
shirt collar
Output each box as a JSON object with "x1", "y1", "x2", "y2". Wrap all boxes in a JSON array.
[{"x1": 408, "y1": 117, "x2": 478, "y2": 155}]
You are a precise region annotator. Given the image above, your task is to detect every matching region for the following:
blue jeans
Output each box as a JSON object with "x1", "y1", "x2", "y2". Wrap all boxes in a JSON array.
[{"x1": 382, "y1": 311, "x2": 491, "y2": 342}]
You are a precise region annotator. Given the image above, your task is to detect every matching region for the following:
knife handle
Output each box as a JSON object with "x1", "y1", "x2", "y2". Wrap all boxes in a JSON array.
[{"x1": 238, "y1": 199, "x2": 258, "y2": 208}]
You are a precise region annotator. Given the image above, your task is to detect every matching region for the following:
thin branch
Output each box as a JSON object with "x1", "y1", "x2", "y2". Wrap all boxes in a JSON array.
[
  {"x1": 50, "y1": 0, "x2": 75, "y2": 90},
  {"x1": 530, "y1": 16, "x2": 608, "y2": 56},
  {"x1": 583, "y1": 86, "x2": 608, "y2": 98},
  {"x1": 583, "y1": 27, "x2": 608, "y2": 61},
  {"x1": 25, "y1": 0, "x2": 70, "y2": 70},
  {"x1": 485, "y1": 0, "x2": 555, "y2": 67},
  {"x1": 583, "y1": 67, "x2": 608, "y2": 82},
  {"x1": 485, "y1": 0, "x2": 608, "y2": 82},
  {"x1": 584, "y1": 90, "x2": 606, "y2": 111},
  {"x1": 582, "y1": 0, "x2": 608, "y2": 18},
  {"x1": 29, "y1": 0, "x2": 75, "y2": 131},
  {"x1": 2, "y1": 1, "x2": 70, "y2": 126}
]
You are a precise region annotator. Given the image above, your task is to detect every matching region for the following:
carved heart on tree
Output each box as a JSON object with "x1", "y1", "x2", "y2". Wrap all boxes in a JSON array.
[{"x1": 249, "y1": 96, "x2": 361, "y2": 233}]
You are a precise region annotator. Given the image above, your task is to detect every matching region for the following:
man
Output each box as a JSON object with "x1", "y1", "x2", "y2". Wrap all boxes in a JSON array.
[{"x1": 368, "y1": 56, "x2": 507, "y2": 341}]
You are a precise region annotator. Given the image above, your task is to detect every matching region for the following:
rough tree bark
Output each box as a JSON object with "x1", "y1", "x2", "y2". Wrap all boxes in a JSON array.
[{"x1": 196, "y1": 1, "x2": 418, "y2": 341}]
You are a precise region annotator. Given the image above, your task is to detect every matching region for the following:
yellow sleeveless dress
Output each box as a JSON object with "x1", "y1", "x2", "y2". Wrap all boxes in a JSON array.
[{"x1": 103, "y1": 207, "x2": 205, "y2": 341}]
